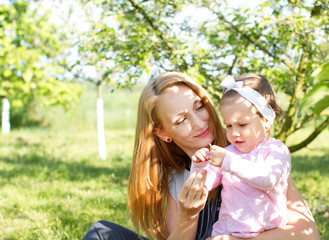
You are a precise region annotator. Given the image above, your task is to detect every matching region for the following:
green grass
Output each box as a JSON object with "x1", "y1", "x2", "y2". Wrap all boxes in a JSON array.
[
  {"x1": 41, "y1": 84, "x2": 141, "y2": 131},
  {"x1": 0, "y1": 127, "x2": 135, "y2": 239},
  {"x1": 0, "y1": 85, "x2": 328, "y2": 239},
  {"x1": 0, "y1": 85, "x2": 140, "y2": 239},
  {"x1": 287, "y1": 128, "x2": 329, "y2": 239}
]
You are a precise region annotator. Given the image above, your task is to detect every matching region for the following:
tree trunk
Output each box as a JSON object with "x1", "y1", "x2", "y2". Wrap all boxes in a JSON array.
[
  {"x1": 97, "y1": 84, "x2": 107, "y2": 160},
  {"x1": 2, "y1": 98, "x2": 10, "y2": 134}
]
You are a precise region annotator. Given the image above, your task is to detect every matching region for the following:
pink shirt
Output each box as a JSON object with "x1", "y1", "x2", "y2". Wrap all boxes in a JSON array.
[{"x1": 191, "y1": 138, "x2": 291, "y2": 238}]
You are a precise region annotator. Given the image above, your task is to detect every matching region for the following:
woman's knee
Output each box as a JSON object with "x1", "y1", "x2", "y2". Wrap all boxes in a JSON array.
[
  {"x1": 82, "y1": 220, "x2": 147, "y2": 240},
  {"x1": 82, "y1": 220, "x2": 115, "y2": 240}
]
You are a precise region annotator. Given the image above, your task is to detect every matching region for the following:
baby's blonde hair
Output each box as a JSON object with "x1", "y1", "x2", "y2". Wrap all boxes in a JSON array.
[{"x1": 221, "y1": 73, "x2": 282, "y2": 119}]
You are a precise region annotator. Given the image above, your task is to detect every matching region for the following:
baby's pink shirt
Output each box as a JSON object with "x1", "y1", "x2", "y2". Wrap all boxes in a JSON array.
[{"x1": 191, "y1": 138, "x2": 291, "y2": 238}]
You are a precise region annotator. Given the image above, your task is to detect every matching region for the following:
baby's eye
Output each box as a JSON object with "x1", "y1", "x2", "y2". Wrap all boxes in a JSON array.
[
  {"x1": 239, "y1": 124, "x2": 247, "y2": 127},
  {"x1": 226, "y1": 124, "x2": 232, "y2": 128}
]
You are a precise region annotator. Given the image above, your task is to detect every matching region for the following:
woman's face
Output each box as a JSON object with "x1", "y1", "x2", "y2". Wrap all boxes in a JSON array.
[{"x1": 155, "y1": 85, "x2": 213, "y2": 157}]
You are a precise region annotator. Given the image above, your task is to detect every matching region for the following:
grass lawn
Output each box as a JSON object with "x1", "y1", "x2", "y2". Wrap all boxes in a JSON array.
[
  {"x1": 0, "y1": 85, "x2": 328, "y2": 239},
  {"x1": 0, "y1": 127, "x2": 137, "y2": 239},
  {"x1": 287, "y1": 128, "x2": 329, "y2": 239}
]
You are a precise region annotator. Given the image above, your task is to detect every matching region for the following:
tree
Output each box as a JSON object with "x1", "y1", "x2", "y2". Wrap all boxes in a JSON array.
[
  {"x1": 77, "y1": 0, "x2": 329, "y2": 153},
  {"x1": 0, "y1": 1, "x2": 83, "y2": 132},
  {"x1": 70, "y1": 2, "x2": 137, "y2": 159},
  {"x1": 194, "y1": 0, "x2": 329, "y2": 152},
  {"x1": 73, "y1": 0, "x2": 197, "y2": 159}
]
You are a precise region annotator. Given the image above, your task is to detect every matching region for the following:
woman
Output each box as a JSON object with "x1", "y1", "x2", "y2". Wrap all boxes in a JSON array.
[{"x1": 83, "y1": 72, "x2": 320, "y2": 240}]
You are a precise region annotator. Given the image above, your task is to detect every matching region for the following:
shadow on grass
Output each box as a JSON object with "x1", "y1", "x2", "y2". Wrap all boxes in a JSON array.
[
  {"x1": 291, "y1": 154, "x2": 329, "y2": 239},
  {"x1": 291, "y1": 154, "x2": 329, "y2": 175},
  {"x1": 0, "y1": 139, "x2": 131, "y2": 186},
  {"x1": 48, "y1": 200, "x2": 130, "y2": 239}
]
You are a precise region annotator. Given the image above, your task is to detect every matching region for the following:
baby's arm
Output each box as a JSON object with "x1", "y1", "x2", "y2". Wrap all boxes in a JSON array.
[
  {"x1": 208, "y1": 144, "x2": 227, "y2": 167},
  {"x1": 191, "y1": 144, "x2": 227, "y2": 167},
  {"x1": 206, "y1": 176, "x2": 321, "y2": 240},
  {"x1": 221, "y1": 144, "x2": 291, "y2": 191},
  {"x1": 190, "y1": 147, "x2": 223, "y2": 191},
  {"x1": 191, "y1": 147, "x2": 210, "y2": 163}
]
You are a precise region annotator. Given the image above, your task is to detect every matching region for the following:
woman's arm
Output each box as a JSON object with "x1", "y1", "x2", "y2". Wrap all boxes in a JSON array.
[
  {"x1": 166, "y1": 170, "x2": 209, "y2": 240},
  {"x1": 280, "y1": 176, "x2": 320, "y2": 239},
  {"x1": 206, "y1": 176, "x2": 321, "y2": 240}
]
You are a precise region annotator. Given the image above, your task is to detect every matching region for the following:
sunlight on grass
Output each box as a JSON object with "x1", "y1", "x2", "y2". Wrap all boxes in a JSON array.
[
  {"x1": 0, "y1": 126, "x2": 135, "y2": 239},
  {"x1": 288, "y1": 128, "x2": 329, "y2": 240}
]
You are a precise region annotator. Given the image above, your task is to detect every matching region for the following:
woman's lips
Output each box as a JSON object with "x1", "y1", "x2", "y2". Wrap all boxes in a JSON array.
[{"x1": 195, "y1": 127, "x2": 209, "y2": 138}]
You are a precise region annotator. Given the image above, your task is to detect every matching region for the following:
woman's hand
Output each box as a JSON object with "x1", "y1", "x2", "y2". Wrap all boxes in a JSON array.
[
  {"x1": 178, "y1": 170, "x2": 209, "y2": 219},
  {"x1": 167, "y1": 170, "x2": 209, "y2": 240}
]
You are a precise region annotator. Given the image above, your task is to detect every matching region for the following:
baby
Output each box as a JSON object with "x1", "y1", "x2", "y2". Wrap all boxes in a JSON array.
[{"x1": 191, "y1": 74, "x2": 291, "y2": 238}]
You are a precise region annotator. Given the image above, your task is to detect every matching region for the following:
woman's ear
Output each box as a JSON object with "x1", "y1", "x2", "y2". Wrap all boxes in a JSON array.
[{"x1": 154, "y1": 128, "x2": 171, "y2": 142}]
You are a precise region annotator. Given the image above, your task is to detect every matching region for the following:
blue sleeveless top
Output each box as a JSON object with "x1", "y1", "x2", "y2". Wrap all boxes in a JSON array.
[{"x1": 168, "y1": 169, "x2": 222, "y2": 239}]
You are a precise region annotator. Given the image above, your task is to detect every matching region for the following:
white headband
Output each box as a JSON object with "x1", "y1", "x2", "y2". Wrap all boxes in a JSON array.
[{"x1": 220, "y1": 75, "x2": 276, "y2": 125}]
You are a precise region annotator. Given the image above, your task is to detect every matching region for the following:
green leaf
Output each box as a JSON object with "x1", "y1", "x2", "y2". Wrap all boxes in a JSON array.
[
  {"x1": 299, "y1": 83, "x2": 329, "y2": 116},
  {"x1": 23, "y1": 70, "x2": 33, "y2": 82},
  {"x1": 311, "y1": 62, "x2": 329, "y2": 83},
  {"x1": 259, "y1": 2, "x2": 272, "y2": 8},
  {"x1": 3, "y1": 69, "x2": 12, "y2": 77}
]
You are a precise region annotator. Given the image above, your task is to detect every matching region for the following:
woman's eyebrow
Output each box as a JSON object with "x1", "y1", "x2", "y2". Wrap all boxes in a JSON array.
[
  {"x1": 172, "y1": 108, "x2": 189, "y2": 122},
  {"x1": 174, "y1": 111, "x2": 187, "y2": 118},
  {"x1": 173, "y1": 98, "x2": 201, "y2": 119},
  {"x1": 194, "y1": 97, "x2": 202, "y2": 103},
  {"x1": 194, "y1": 99, "x2": 203, "y2": 105}
]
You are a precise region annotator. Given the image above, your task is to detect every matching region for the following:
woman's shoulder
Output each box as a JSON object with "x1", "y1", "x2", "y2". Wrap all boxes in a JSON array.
[
  {"x1": 169, "y1": 168, "x2": 190, "y2": 185},
  {"x1": 169, "y1": 169, "x2": 190, "y2": 203}
]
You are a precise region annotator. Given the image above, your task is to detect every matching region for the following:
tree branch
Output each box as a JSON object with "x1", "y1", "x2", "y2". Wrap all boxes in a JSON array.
[
  {"x1": 288, "y1": 116, "x2": 329, "y2": 153},
  {"x1": 294, "y1": 114, "x2": 316, "y2": 132},
  {"x1": 213, "y1": 11, "x2": 294, "y2": 72},
  {"x1": 275, "y1": 94, "x2": 296, "y2": 141},
  {"x1": 126, "y1": 0, "x2": 188, "y2": 71},
  {"x1": 228, "y1": 55, "x2": 238, "y2": 75},
  {"x1": 72, "y1": 72, "x2": 99, "y2": 85}
]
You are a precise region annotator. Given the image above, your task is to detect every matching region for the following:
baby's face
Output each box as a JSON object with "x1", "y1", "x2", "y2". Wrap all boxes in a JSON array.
[{"x1": 220, "y1": 96, "x2": 268, "y2": 153}]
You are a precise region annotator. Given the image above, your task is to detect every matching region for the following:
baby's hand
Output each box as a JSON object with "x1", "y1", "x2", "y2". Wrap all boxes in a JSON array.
[
  {"x1": 209, "y1": 145, "x2": 227, "y2": 167},
  {"x1": 191, "y1": 147, "x2": 210, "y2": 163}
]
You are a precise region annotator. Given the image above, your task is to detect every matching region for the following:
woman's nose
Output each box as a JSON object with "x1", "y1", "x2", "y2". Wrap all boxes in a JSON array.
[{"x1": 191, "y1": 115, "x2": 205, "y2": 131}]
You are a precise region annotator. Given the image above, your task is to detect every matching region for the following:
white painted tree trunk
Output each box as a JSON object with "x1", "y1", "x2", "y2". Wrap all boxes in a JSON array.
[
  {"x1": 2, "y1": 98, "x2": 10, "y2": 134},
  {"x1": 97, "y1": 98, "x2": 107, "y2": 160}
]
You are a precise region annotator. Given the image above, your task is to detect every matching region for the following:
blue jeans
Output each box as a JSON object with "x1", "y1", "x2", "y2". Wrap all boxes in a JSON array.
[{"x1": 82, "y1": 220, "x2": 148, "y2": 240}]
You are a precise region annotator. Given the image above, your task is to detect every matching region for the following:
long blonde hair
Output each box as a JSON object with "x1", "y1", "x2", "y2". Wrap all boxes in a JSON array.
[{"x1": 127, "y1": 72, "x2": 227, "y2": 239}]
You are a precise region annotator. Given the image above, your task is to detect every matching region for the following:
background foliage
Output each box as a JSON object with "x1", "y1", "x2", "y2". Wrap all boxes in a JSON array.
[
  {"x1": 0, "y1": 1, "x2": 83, "y2": 126},
  {"x1": 1, "y1": 0, "x2": 328, "y2": 151},
  {"x1": 73, "y1": 0, "x2": 329, "y2": 152}
]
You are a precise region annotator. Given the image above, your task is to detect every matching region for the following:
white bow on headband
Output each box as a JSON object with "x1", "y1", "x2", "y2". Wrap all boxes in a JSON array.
[{"x1": 220, "y1": 75, "x2": 276, "y2": 125}]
